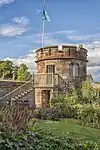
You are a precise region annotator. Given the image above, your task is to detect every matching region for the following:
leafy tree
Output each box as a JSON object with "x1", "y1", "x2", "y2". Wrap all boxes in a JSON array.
[
  {"x1": 12, "y1": 65, "x2": 19, "y2": 80},
  {"x1": 17, "y1": 64, "x2": 31, "y2": 81},
  {"x1": 0, "y1": 60, "x2": 13, "y2": 79},
  {"x1": 81, "y1": 78, "x2": 97, "y2": 104}
]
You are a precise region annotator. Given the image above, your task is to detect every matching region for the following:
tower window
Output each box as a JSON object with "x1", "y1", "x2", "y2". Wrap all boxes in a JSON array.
[
  {"x1": 46, "y1": 65, "x2": 55, "y2": 73},
  {"x1": 69, "y1": 63, "x2": 73, "y2": 77},
  {"x1": 75, "y1": 64, "x2": 79, "y2": 77}
]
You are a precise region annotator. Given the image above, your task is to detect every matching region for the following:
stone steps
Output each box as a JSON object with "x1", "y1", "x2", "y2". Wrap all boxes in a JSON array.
[{"x1": 0, "y1": 80, "x2": 34, "y2": 107}]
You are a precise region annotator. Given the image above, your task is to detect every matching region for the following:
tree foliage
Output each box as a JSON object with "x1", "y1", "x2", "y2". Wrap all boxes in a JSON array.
[
  {"x1": 51, "y1": 88, "x2": 79, "y2": 106},
  {"x1": 0, "y1": 60, "x2": 13, "y2": 79},
  {"x1": 66, "y1": 88, "x2": 79, "y2": 105},
  {"x1": 17, "y1": 64, "x2": 31, "y2": 81},
  {"x1": 81, "y1": 78, "x2": 98, "y2": 104},
  {"x1": 78, "y1": 105, "x2": 100, "y2": 129},
  {"x1": 12, "y1": 65, "x2": 19, "y2": 80},
  {"x1": 0, "y1": 60, "x2": 32, "y2": 81}
]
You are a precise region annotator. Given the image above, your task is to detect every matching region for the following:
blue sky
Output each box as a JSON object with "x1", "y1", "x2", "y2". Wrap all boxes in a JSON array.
[{"x1": 1, "y1": 0, "x2": 100, "y2": 81}]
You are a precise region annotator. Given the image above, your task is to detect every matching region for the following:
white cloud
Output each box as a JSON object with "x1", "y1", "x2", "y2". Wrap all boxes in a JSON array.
[
  {"x1": 12, "y1": 17, "x2": 30, "y2": 26},
  {"x1": 83, "y1": 41, "x2": 100, "y2": 81},
  {"x1": 4, "y1": 51, "x2": 37, "y2": 73},
  {"x1": 0, "y1": 24, "x2": 29, "y2": 36},
  {"x1": 0, "y1": 0, "x2": 14, "y2": 6},
  {"x1": 0, "y1": 16, "x2": 30, "y2": 37},
  {"x1": 68, "y1": 33, "x2": 100, "y2": 41},
  {"x1": 35, "y1": 35, "x2": 59, "y2": 45},
  {"x1": 54, "y1": 30, "x2": 76, "y2": 35},
  {"x1": 87, "y1": 66, "x2": 100, "y2": 81},
  {"x1": 37, "y1": 30, "x2": 76, "y2": 37},
  {"x1": 34, "y1": 30, "x2": 76, "y2": 46}
]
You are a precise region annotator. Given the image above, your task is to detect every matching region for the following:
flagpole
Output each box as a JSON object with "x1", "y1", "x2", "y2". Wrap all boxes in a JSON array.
[
  {"x1": 42, "y1": 0, "x2": 46, "y2": 49},
  {"x1": 42, "y1": 18, "x2": 45, "y2": 48}
]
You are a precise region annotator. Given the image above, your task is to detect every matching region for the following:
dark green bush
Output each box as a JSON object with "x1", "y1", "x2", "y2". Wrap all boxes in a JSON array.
[
  {"x1": 53, "y1": 103, "x2": 77, "y2": 118},
  {"x1": 33, "y1": 103, "x2": 77, "y2": 120},
  {"x1": 33, "y1": 108, "x2": 60, "y2": 121}
]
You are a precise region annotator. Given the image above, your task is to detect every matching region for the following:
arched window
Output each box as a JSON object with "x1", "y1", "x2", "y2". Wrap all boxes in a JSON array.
[
  {"x1": 75, "y1": 64, "x2": 79, "y2": 77},
  {"x1": 69, "y1": 63, "x2": 73, "y2": 77}
]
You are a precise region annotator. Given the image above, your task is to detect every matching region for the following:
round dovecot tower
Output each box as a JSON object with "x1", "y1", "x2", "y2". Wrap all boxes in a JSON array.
[{"x1": 34, "y1": 45, "x2": 88, "y2": 108}]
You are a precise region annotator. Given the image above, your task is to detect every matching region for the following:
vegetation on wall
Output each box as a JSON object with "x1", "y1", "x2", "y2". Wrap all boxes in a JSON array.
[{"x1": 81, "y1": 78, "x2": 98, "y2": 104}]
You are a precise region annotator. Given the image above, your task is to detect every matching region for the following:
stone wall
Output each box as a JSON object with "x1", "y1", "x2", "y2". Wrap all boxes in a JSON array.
[
  {"x1": 0, "y1": 81, "x2": 25, "y2": 98},
  {"x1": 36, "y1": 58, "x2": 87, "y2": 88},
  {"x1": 0, "y1": 80, "x2": 35, "y2": 108},
  {"x1": 36, "y1": 45, "x2": 88, "y2": 86}
]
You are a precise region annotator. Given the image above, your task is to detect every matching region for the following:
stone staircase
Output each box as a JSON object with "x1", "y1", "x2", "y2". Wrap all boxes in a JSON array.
[
  {"x1": 0, "y1": 73, "x2": 70, "y2": 108},
  {"x1": 53, "y1": 74, "x2": 70, "y2": 95},
  {"x1": 33, "y1": 73, "x2": 70, "y2": 95},
  {"x1": 0, "y1": 79, "x2": 34, "y2": 107}
]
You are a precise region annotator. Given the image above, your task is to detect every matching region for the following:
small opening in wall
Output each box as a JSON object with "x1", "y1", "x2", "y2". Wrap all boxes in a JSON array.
[
  {"x1": 48, "y1": 48, "x2": 51, "y2": 55},
  {"x1": 42, "y1": 90, "x2": 50, "y2": 108},
  {"x1": 41, "y1": 48, "x2": 43, "y2": 53}
]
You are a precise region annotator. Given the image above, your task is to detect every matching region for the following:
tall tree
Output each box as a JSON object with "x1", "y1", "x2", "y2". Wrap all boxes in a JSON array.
[
  {"x1": 12, "y1": 65, "x2": 19, "y2": 80},
  {"x1": 17, "y1": 64, "x2": 31, "y2": 81},
  {"x1": 0, "y1": 60, "x2": 13, "y2": 79}
]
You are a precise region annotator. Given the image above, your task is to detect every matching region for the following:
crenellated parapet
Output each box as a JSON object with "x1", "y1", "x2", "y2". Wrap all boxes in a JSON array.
[{"x1": 35, "y1": 45, "x2": 88, "y2": 62}]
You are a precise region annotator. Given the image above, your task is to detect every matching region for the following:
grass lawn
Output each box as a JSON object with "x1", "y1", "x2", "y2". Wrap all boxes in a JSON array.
[{"x1": 35, "y1": 119, "x2": 100, "y2": 141}]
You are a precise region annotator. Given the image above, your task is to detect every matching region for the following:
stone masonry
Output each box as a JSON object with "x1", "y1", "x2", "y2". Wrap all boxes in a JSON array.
[{"x1": 34, "y1": 45, "x2": 88, "y2": 108}]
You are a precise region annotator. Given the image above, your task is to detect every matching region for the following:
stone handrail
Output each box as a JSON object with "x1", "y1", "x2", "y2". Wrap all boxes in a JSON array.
[
  {"x1": 33, "y1": 73, "x2": 69, "y2": 90},
  {"x1": 0, "y1": 79, "x2": 33, "y2": 105},
  {"x1": 34, "y1": 73, "x2": 54, "y2": 88},
  {"x1": 54, "y1": 74, "x2": 69, "y2": 90}
]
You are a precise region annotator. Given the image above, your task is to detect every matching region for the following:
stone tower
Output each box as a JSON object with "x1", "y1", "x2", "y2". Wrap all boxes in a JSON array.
[{"x1": 34, "y1": 45, "x2": 88, "y2": 108}]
